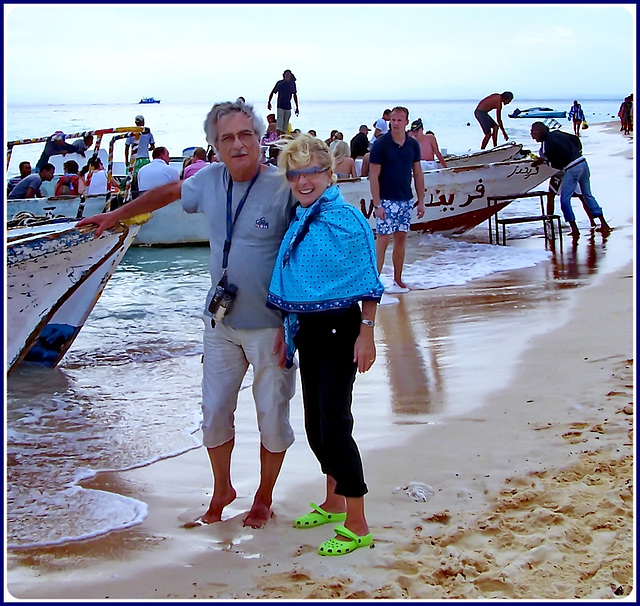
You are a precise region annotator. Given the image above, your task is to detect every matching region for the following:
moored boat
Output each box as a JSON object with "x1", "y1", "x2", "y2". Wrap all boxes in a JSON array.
[
  {"x1": 509, "y1": 107, "x2": 567, "y2": 119},
  {"x1": 6, "y1": 125, "x2": 144, "y2": 233},
  {"x1": 439, "y1": 142, "x2": 527, "y2": 168},
  {"x1": 338, "y1": 158, "x2": 557, "y2": 235},
  {"x1": 6, "y1": 216, "x2": 149, "y2": 375}
]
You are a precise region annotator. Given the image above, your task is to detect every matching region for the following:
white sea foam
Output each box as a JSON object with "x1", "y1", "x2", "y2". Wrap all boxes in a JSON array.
[{"x1": 379, "y1": 233, "x2": 551, "y2": 291}]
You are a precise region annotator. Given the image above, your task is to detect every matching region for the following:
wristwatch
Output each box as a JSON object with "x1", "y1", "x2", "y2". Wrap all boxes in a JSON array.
[{"x1": 361, "y1": 318, "x2": 374, "y2": 327}]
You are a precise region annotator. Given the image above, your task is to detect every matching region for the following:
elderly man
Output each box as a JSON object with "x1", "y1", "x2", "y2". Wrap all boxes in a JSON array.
[
  {"x1": 136, "y1": 146, "x2": 180, "y2": 192},
  {"x1": 530, "y1": 121, "x2": 610, "y2": 239},
  {"x1": 77, "y1": 100, "x2": 297, "y2": 529}
]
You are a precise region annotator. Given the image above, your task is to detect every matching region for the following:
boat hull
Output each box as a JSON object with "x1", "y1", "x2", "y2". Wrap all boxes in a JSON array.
[
  {"x1": 6, "y1": 219, "x2": 141, "y2": 374},
  {"x1": 338, "y1": 159, "x2": 557, "y2": 235},
  {"x1": 440, "y1": 142, "x2": 526, "y2": 168}
]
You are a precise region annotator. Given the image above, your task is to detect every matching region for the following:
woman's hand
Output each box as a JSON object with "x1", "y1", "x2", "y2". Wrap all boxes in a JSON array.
[{"x1": 354, "y1": 330, "x2": 376, "y2": 373}]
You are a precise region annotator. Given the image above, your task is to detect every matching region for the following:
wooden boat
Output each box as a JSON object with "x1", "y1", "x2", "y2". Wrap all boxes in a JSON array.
[
  {"x1": 6, "y1": 216, "x2": 148, "y2": 375},
  {"x1": 139, "y1": 97, "x2": 160, "y2": 104},
  {"x1": 439, "y1": 142, "x2": 527, "y2": 168},
  {"x1": 337, "y1": 158, "x2": 557, "y2": 235},
  {"x1": 6, "y1": 126, "x2": 144, "y2": 236},
  {"x1": 508, "y1": 107, "x2": 567, "y2": 119}
]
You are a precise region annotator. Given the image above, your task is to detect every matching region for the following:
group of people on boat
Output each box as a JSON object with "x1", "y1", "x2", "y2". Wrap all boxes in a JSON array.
[{"x1": 7, "y1": 152, "x2": 119, "y2": 199}]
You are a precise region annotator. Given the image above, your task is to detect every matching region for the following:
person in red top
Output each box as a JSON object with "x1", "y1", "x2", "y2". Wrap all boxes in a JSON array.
[{"x1": 55, "y1": 160, "x2": 84, "y2": 196}]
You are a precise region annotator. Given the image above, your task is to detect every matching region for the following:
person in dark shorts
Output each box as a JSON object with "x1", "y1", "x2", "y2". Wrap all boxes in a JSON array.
[{"x1": 474, "y1": 91, "x2": 513, "y2": 149}]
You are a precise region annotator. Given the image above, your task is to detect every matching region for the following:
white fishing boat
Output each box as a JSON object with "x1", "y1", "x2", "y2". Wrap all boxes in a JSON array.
[
  {"x1": 6, "y1": 126, "x2": 143, "y2": 226},
  {"x1": 338, "y1": 158, "x2": 557, "y2": 235},
  {"x1": 6, "y1": 215, "x2": 149, "y2": 375},
  {"x1": 439, "y1": 142, "x2": 527, "y2": 168}
]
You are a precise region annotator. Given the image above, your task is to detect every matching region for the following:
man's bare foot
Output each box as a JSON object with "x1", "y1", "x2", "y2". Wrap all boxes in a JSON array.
[
  {"x1": 200, "y1": 488, "x2": 237, "y2": 524},
  {"x1": 243, "y1": 500, "x2": 274, "y2": 529},
  {"x1": 393, "y1": 278, "x2": 407, "y2": 289}
]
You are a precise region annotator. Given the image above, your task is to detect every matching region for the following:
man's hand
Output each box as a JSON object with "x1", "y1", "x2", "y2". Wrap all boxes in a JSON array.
[
  {"x1": 267, "y1": 102, "x2": 272, "y2": 111},
  {"x1": 76, "y1": 212, "x2": 119, "y2": 237},
  {"x1": 373, "y1": 205, "x2": 386, "y2": 220},
  {"x1": 295, "y1": 108, "x2": 299, "y2": 117},
  {"x1": 272, "y1": 325, "x2": 287, "y2": 369},
  {"x1": 416, "y1": 200, "x2": 425, "y2": 219}
]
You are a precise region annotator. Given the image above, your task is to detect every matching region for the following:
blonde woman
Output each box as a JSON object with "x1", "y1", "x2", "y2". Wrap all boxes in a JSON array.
[
  {"x1": 332, "y1": 140, "x2": 358, "y2": 179},
  {"x1": 268, "y1": 135, "x2": 383, "y2": 556}
]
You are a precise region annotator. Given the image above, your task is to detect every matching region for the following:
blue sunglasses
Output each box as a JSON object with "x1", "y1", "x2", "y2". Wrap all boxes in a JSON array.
[{"x1": 286, "y1": 166, "x2": 328, "y2": 180}]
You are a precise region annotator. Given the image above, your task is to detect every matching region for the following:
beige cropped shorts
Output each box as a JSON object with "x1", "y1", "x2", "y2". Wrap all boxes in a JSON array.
[{"x1": 201, "y1": 319, "x2": 296, "y2": 452}]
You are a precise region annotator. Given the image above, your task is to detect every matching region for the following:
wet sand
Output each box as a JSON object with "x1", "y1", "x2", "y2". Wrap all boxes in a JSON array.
[{"x1": 6, "y1": 122, "x2": 634, "y2": 600}]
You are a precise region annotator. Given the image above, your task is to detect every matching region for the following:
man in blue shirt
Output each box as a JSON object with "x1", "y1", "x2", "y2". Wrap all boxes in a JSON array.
[
  {"x1": 35, "y1": 132, "x2": 77, "y2": 170},
  {"x1": 267, "y1": 70, "x2": 299, "y2": 135},
  {"x1": 369, "y1": 106, "x2": 425, "y2": 292}
]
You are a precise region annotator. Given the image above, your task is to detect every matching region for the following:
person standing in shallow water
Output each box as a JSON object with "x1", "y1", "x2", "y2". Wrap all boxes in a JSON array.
[
  {"x1": 530, "y1": 121, "x2": 610, "y2": 240},
  {"x1": 568, "y1": 100, "x2": 585, "y2": 137},
  {"x1": 369, "y1": 106, "x2": 425, "y2": 292},
  {"x1": 268, "y1": 134, "x2": 383, "y2": 556},
  {"x1": 77, "y1": 100, "x2": 297, "y2": 530},
  {"x1": 474, "y1": 91, "x2": 513, "y2": 149}
]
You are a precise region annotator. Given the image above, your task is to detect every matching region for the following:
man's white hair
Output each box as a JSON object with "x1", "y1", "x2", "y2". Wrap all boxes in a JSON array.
[{"x1": 203, "y1": 101, "x2": 266, "y2": 151}]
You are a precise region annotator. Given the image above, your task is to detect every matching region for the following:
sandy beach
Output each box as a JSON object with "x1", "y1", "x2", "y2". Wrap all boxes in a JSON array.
[{"x1": 6, "y1": 122, "x2": 634, "y2": 601}]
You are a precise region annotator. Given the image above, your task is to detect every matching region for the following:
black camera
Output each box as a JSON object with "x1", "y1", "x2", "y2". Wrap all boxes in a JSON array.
[{"x1": 208, "y1": 276, "x2": 238, "y2": 324}]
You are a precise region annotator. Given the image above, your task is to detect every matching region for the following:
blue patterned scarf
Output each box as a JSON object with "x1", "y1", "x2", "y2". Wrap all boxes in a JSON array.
[{"x1": 268, "y1": 184, "x2": 384, "y2": 365}]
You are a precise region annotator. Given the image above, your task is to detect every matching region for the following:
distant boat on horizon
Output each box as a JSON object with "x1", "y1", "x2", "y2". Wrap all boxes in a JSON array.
[{"x1": 139, "y1": 97, "x2": 160, "y2": 104}]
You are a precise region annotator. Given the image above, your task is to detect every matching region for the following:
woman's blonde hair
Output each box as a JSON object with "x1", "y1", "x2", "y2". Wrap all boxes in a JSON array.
[
  {"x1": 332, "y1": 140, "x2": 350, "y2": 164},
  {"x1": 276, "y1": 133, "x2": 336, "y2": 183}
]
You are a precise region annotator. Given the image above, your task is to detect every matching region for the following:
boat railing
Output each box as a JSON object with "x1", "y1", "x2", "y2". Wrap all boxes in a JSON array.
[{"x1": 6, "y1": 126, "x2": 146, "y2": 211}]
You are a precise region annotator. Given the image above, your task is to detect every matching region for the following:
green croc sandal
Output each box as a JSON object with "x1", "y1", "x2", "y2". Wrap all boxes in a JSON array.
[
  {"x1": 318, "y1": 525, "x2": 373, "y2": 556},
  {"x1": 293, "y1": 503, "x2": 347, "y2": 528}
]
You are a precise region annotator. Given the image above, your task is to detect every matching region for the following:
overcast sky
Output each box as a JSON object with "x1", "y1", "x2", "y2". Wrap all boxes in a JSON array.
[{"x1": 4, "y1": 4, "x2": 635, "y2": 105}]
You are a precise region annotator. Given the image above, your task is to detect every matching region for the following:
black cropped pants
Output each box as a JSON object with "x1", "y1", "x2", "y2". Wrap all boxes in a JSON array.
[{"x1": 294, "y1": 305, "x2": 368, "y2": 498}]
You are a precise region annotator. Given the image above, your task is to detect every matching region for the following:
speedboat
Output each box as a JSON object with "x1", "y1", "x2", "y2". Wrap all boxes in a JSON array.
[
  {"x1": 509, "y1": 107, "x2": 567, "y2": 119},
  {"x1": 6, "y1": 216, "x2": 149, "y2": 374},
  {"x1": 139, "y1": 97, "x2": 160, "y2": 104}
]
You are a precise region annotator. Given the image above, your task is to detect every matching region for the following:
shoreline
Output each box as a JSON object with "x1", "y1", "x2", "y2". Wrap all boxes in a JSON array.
[{"x1": 6, "y1": 122, "x2": 634, "y2": 600}]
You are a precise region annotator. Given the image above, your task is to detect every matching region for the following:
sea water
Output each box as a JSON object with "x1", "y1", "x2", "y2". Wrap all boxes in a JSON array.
[{"x1": 4, "y1": 99, "x2": 623, "y2": 549}]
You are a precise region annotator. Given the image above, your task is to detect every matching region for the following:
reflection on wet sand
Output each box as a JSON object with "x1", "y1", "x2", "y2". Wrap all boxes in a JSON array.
[
  {"x1": 377, "y1": 297, "x2": 443, "y2": 416},
  {"x1": 551, "y1": 231, "x2": 606, "y2": 282}
]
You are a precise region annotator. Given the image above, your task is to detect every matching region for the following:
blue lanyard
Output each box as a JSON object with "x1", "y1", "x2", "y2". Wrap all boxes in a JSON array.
[{"x1": 222, "y1": 169, "x2": 260, "y2": 272}]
